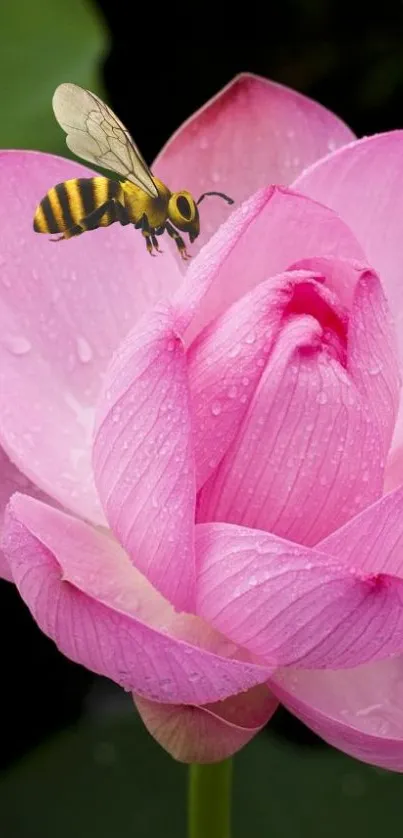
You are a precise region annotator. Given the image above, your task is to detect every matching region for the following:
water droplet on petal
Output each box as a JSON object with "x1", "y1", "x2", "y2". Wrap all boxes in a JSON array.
[
  {"x1": 245, "y1": 331, "x2": 256, "y2": 344},
  {"x1": 76, "y1": 335, "x2": 93, "y2": 363},
  {"x1": 316, "y1": 391, "x2": 328, "y2": 405},
  {"x1": 211, "y1": 401, "x2": 222, "y2": 416},
  {"x1": 227, "y1": 386, "x2": 237, "y2": 399},
  {"x1": 3, "y1": 334, "x2": 32, "y2": 355}
]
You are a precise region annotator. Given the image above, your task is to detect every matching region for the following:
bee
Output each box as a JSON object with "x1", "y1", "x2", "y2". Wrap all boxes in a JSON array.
[{"x1": 33, "y1": 83, "x2": 234, "y2": 260}]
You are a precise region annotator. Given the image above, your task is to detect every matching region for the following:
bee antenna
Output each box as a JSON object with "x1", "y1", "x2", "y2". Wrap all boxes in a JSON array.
[{"x1": 197, "y1": 191, "x2": 234, "y2": 206}]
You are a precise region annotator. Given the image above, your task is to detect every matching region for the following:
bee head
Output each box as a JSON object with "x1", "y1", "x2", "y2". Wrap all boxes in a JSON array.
[{"x1": 168, "y1": 191, "x2": 200, "y2": 239}]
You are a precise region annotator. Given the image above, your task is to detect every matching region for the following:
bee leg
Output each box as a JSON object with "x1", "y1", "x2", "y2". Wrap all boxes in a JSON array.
[
  {"x1": 114, "y1": 202, "x2": 131, "y2": 226},
  {"x1": 151, "y1": 230, "x2": 163, "y2": 253},
  {"x1": 50, "y1": 234, "x2": 69, "y2": 242},
  {"x1": 154, "y1": 226, "x2": 165, "y2": 252},
  {"x1": 164, "y1": 221, "x2": 191, "y2": 260},
  {"x1": 50, "y1": 201, "x2": 129, "y2": 242},
  {"x1": 80, "y1": 200, "x2": 127, "y2": 231},
  {"x1": 137, "y1": 214, "x2": 157, "y2": 256}
]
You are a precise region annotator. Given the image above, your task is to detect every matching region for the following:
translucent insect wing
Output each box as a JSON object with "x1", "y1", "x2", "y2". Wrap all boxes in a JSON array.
[{"x1": 52, "y1": 83, "x2": 158, "y2": 198}]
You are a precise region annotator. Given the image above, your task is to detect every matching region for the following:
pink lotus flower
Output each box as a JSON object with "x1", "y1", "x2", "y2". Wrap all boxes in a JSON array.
[{"x1": 2, "y1": 74, "x2": 403, "y2": 769}]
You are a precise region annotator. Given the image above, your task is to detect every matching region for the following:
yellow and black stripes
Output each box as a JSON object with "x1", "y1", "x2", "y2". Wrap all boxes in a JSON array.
[{"x1": 33, "y1": 177, "x2": 125, "y2": 238}]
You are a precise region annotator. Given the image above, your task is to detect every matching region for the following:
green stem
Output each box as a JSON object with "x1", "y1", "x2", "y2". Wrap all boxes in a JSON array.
[{"x1": 188, "y1": 759, "x2": 233, "y2": 838}]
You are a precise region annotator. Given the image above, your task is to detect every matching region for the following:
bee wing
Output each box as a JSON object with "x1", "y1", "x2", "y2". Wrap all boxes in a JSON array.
[{"x1": 52, "y1": 83, "x2": 158, "y2": 198}]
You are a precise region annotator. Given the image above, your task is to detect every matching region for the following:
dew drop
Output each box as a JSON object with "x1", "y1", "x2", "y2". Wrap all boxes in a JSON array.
[
  {"x1": 76, "y1": 335, "x2": 93, "y2": 363},
  {"x1": 3, "y1": 334, "x2": 31, "y2": 355},
  {"x1": 211, "y1": 401, "x2": 222, "y2": 416},
  {"x1": 242, "y1": 377, "x2": 250, "y2": 386},
  {"x1": 316, "y1": 391, "x2": 328, "y2": 405},
  {"x1": 227, "y1": 385, "x2": 237, "y2": 399},
  {"x1": 160, "y1": 678, "x2": 173, "y2": 694},
  {"x1": 245, "y1": 331, "x2": 256, "y2": 345},
  {"x1": 211, "y1": 170, "x2": 221, "y2": 183}
]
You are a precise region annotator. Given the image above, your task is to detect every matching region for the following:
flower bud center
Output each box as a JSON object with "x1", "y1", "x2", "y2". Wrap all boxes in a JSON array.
[{"x1": 284, "y1": 279, "x2": 348, "y2": 365}]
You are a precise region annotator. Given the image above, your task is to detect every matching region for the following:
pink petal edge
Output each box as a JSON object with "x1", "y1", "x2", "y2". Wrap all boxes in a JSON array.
[
  {"x1": 2, "y1": 494, "x2": 272, "y2": 704},
  {"x1": 271, "y1": 659, "x2": 403, "y2": 771},
  {"x1": 292, "y1": 132, "x2": 403, "y2": 491},
  {"x1": 173, "y1": 186, "x2": 366, "y2": 346},
  {"x1": 319, "y1": 484, "x2": 403, "y2": 577},
  {"x1": 196, "y1": 522, "x2": 403, "y2": 668},
  {"x1": 154, "y1": 73, "x2": 355, "y2": 256},
  {"x1": 0, "y1": 447, "x2": 52, "y2": 581},
  {"x1": 93, "y1": 302, "x2": 196, "y2": 611},
  {"x1": 0, "y1": 150, "x2": 181, "y2": 523}
]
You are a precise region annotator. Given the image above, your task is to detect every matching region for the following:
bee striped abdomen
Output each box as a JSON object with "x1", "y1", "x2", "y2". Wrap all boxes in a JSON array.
[{"x1": 33, "y1": 177, "x2": 122, "y2": 235}]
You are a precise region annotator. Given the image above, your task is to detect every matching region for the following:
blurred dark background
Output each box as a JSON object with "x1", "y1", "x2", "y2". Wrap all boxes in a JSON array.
[
  {"x1": 96, "y1": 0, "x2": 403, "y2": 160},
  {"x1": 1, "y1": 1, "x2": 403, "y2": 835}
]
